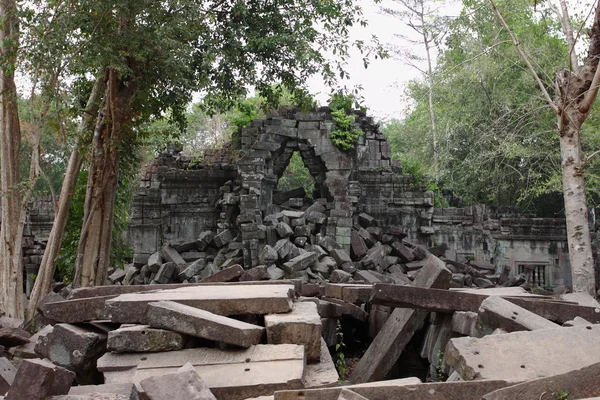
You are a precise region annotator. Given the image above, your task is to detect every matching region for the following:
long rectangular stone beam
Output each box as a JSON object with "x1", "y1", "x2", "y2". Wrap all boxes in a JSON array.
[
  {"x1": 69, "y1": 280, "x2": 298, "y2": 299},
  {"x1": 275, "y1": 379, "x2": 518, "y2": 400},
  {"x1": 105, "y1": 284, "x2": 294, "y2": 324},
  {"x1": 348, "y1": 255, "x2": 451, "y2": 383},
  {"x1": 370, "y1": 285, "x2": 600, "y2": 324}
]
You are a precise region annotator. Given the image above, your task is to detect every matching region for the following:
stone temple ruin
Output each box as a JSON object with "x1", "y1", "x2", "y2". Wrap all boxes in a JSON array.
[{"x1": 3, "y1": 107, "x2": 600, "y2": 400}]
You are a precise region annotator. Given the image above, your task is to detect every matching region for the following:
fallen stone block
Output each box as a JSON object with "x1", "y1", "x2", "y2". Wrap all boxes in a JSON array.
[
  {"x1": 304, "y1": 339, "x2": 339, "y2": 388},
  {"x1": 107, "y1": 324, "x2": 185, "y2": 353},
  {"x1": 146, "y1": 301, "x2": 264, "y2": 347},
  {"x1": 390, "y1": 241, "x2": 414, "y2": 263},
  {"x1": 9, "y1": 325, "x2": 53, "y2": 360},
  {"x1": 349, "y1": 254, "x2": 451, "y2": 383},
  {"x1": 260, "y1": 245, "x2": 279, "y2": 266},
  {"x1": 265, "y1": 302, "x2": 321, "y2": 363},
  {"x1": 153, "y1": 262, "x2": 177, "y2": 284},
  {"x1": 350, "y1": 231, "x2": 367, "y2": 260},
  {"x1": 5, "y1": 359, "x2": 75, "y2": 400},
  {"x1": 213, "y1": 230, "x2": 233, "y2": 248},
  {"x1": 330, "y1": 249, "x2": 351, "y2": 267},
  {"x1": 370, "y1": 285, "x2": 600, "y2": 324},
  {"x1": 105, "y1": 284, "x2": 294, "y2": 323},
  {"x1": 178, "y1": 258, "x2": 207, "y2": 281},
  {"x1": 201, "y1": 265, "x2": 244, "y2": 283},
  {"x1": 276, "y1": 222, "x2": 294, "y2": 238},
  {"x1": 451, "y1": 311, "x2": 478, "y2": 336},
  {"x1": 100, "y1": 345, "x2": 305, "y2": 400},
  {"x1": 282, "y1": 252, "x2": 318, "y2": 274},
  {"x1": 476, "y1": 296, "x2": 559, "y2": 336},
  {"x1": 0, "y1": 358, "x2": 16, "y2": 395},
  {"x1": 267, "y1": 266, "x2": 286, "y2": 280},
  {"x1": 139, "y1": 362, "x2": 216, "y2": 400},
  {"x1": 445, "y1": 325, "x2": 600, "y2": 381},
  {"x1": 160, "y1": 245, "x2": 186, "y2": 265},
  {"x1": 357, "y1": 213, "x2": 376, "y2": 228},
  {"x1": 240, "y1": 266, "x2": 268, "y2": 282},
  {"x1": 0, "y1": 328, "x2": 29, "y2": 348},
  {"x1": 35, "y1": 323, "x2": 107, "y2": 371},
  {"x1": 482, "y1": 361, "x2": 600, "y2": 400},
  {"x1": 39, "y1": 296, "x2": 114, "y2": 323}
]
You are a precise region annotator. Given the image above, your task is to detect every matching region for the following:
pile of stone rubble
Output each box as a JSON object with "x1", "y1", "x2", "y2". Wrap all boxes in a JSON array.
[
  {"x1": 1, "y1": 249, "x2": 600, "y2": 399},
  {"x1": 113, "y1": 208, "x2": 513, "y2": 291}
]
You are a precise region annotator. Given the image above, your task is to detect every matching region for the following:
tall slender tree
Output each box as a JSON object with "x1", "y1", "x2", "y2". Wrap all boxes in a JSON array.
[
  {"x1": 489, "y1": 0, "x2": 599, "y2": 295},
  {"x1": 0, "y1": 0, "x2": 24, "y2": 318}
]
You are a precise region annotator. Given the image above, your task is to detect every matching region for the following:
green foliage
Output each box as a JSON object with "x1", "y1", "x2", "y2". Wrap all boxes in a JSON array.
[
  {"x1": 426, "y1": 182, "x2": 449, "y2": 209},
  {"x1": 334, "y1": 320, "x2": 348, "y2": 380},
  {"x1": 277, "y1": 152, "x2": 315, "y2": 197},
  {"x1": 388, "y1": 0, "x2": 579, "y2": 213},
  {"x1": 434, "y1": 350, "x2": 448, "y2": 382},
  {"x1": 329, "y1": 91, "x2": 364, "y2": 152},
  {"x1": 551, "y1": 390, "x2": 572, "y2": 400}
]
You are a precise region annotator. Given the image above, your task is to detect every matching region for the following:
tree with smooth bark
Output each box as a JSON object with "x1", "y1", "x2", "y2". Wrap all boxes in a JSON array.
[{"x1": 489, "y1": 0, "x2": 599, "y2": 295}]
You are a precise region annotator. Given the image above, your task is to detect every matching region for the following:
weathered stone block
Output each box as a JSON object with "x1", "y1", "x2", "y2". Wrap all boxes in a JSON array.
[
  {"x1": 6, "y1": 359, "x2": 74, "y2": 400},
  {"x1": 265, "y1": 302, "x2": 322, "y2": 363},
  {"x1": 107, "y1": 325, "x2": 185, "y2": 353},
  {"x1": 35, "y1": 323, "x2": 107, "y2": 371},
  {"x1": 145, "y1": 301, "x2": 265, "y2": 347},
  {"x1": 139, "y1": 362, "x2": 217, "y2": 400},
  {"x1": 330, "y1": 249, "x2": 352, "y2": 267},
  {"x1": 160, "y1": 245, "x2": 186, "y2": 265},
  {"x1": 259, "y1": 245, "x2": 278, "y2": 265},
  {"x1": 0, "y1": 357, "x2": 16, "y2": 395},
  {"x1": 282, "y1": 252, "x2": 318, "y2": 274},
  {"x1": 213, "y1": 230, "x2": 233, "y2": 247},
  {"x1": 240, "y1": 265, "x2": 268, "y2": 281},
  {"x1": 178, "y1": 258, "x2": 206, "y2": 281}
]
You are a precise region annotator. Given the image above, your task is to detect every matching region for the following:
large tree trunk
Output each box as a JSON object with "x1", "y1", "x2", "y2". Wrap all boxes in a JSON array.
[
  {"x1": 554, "y1": 5, "x2": 600, "y2": 295},
  {"x1": 27, "y1": 72, "x2": 106, "y2": 317},
  {"x1": 73, "y1": 69, "x2": 136, "y2": 288},
  {"x1": 0, "y1": 0, "x2": 24, "y2": 318}
]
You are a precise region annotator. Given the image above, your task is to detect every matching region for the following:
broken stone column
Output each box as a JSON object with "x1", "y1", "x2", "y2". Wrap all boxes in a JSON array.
[{"x1": 265, "y1": 302, "x2": 322, "y2": 363}]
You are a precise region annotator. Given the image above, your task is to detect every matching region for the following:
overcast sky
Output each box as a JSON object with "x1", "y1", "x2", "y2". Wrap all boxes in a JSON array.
[{"x1": 307, "y1": 0, "x2": 461, "y2": 121}]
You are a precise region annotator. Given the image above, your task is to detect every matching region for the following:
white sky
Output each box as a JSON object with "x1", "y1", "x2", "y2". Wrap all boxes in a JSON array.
[{"x1": 306, "y1": 0, "x2": 462, "y2": 121}]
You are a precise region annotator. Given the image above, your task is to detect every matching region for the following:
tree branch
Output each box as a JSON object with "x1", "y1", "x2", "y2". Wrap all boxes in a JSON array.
[
  {"x1": 579, "y1": 62, "x2": 600, "y2": 115},
  {"x1": 558, "y1": 0, "x2": 580, "y2": 72},
  {"x1": 488, "y1": 0, "x2": 559, "y2": 114}
]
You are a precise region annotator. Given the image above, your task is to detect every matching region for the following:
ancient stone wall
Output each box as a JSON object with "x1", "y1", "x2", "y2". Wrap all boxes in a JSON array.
[{"x1": 127, "y1": 153, "x2": 237, "y2": 264}]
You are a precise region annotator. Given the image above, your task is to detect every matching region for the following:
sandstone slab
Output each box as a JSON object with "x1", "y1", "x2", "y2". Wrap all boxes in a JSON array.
[
  {"x1": 105, "y1": 284, "x2": 294, "y2": 323},
  {"x1": 265, "y1": 302, "x2": 321, "y2": 363},
  {"x1": 99, "y1": 345, "x2": 305, "y2": 400},
  {"x1": 445, "y1": 325, "x2": 600, "y2": 381},
  {"x1": 145, "y1": 301, "x2": 264, "y2": 348}
]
